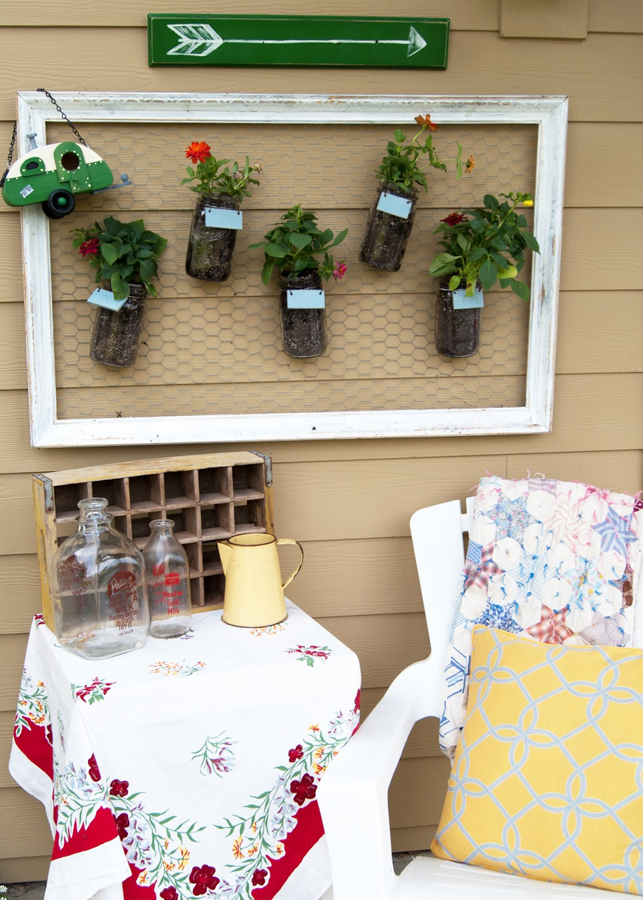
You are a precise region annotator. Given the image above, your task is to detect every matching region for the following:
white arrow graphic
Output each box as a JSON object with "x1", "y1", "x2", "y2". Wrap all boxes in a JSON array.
[{"x1": 167, "y1": 23, "x2": 427, "y2": 58}]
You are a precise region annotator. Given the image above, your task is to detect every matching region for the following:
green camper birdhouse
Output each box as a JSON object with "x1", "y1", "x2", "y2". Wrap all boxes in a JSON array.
[{"x1": 1, "y1": 140, "x2": 114, "y2": 219}]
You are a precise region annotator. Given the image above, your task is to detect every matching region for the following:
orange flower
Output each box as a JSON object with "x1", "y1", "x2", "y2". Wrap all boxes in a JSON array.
[
  {"x1": 185, "y1": 141, "x2": 211, "y2": 164},
  {"x1": 465, "y1": 154, "x2": 475, "y2": 174},
  {"x1": 309, "y1": 724, "x2": 320, "y2": 733},
  {"x1": 232, "y1": 837, "x2": 244, "y2": 860},
  {"x1": 415, "y1": 114, "x2": 438, "y2": 132},
  {"x1": 248, "y1": 844, "x2": 259, "y2": 856}
]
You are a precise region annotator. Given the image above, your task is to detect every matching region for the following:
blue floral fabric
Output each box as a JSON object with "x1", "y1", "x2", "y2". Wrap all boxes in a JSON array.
[{"x1": 440, "y1": 475, "x2": 643, "y2": 758}]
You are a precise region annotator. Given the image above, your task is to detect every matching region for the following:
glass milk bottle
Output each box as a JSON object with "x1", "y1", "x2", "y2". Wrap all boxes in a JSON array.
[
  {"x1": 143, "y1": 520, "x2": 192, "y2": 638},
  {"x1": 51, "y1": 498, "x2": 149, "y2": 658}
]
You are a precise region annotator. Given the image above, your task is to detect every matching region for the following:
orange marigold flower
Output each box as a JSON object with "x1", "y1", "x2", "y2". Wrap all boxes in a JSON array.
[
  {"x1": 415, "y1": 114, "x2": 438, "y2": 132},
  {"x1": 309, "y1": 724, "x2": 320, "y2": 733},
  {"x1": 465, "y1": 155, "x2": 475, "y2": 174},
  {"x1": 185, "y1": 141, "x2": 211, "y2": 164},
  {"x1": 232, "y1": 837, "x2": 244, "y2": 860}
]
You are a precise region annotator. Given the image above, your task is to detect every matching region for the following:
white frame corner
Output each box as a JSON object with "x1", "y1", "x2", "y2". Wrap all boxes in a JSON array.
[{"x1": 18, "y1": 91, "x2": 568, "y2": 448}]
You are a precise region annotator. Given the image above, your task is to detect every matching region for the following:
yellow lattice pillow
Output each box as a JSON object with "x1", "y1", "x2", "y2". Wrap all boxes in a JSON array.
[{"x1": 431, "y1": 626, "x2": 643, "y2": 895}]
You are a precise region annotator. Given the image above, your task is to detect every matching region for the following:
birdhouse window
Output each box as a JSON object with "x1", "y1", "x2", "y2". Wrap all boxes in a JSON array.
[
  {"x1": 60, "y1": 151, "x2": 80, "y2": 170},
  {"x1": 20, "y1": 156, "x2": 45, "y2": 176}
]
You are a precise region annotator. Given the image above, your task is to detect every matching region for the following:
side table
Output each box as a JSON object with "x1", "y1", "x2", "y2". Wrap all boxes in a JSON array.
[{"x1": 10, "y1": 601, "x2": 361, "y2": 900}]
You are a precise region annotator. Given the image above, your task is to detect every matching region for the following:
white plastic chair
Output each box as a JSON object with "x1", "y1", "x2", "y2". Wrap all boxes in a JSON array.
[{"x1": 318, "y1": 498, "x2": 632, "y2": 900}]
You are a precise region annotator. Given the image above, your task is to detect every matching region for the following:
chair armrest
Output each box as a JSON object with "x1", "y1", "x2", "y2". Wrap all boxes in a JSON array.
[{"x1": 318, "y1": 655, "x2": 441, "y2": 900}]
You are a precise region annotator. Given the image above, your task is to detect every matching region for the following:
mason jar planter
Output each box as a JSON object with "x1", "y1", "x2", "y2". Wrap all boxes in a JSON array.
[
  {"x1": 435, "y1": 277, "x2": 482, "y2": 359},
  {"x1": 359, "y1": 182, "x2": 418, "y2": 272},
  {"x1": 185, "y1": 193, "x2": 239, "y2": 282},
  {"x1": 279, "y1": 270, "x2": 327, "y2": 359},
  {"x1": 90, "y1": 283, "x2": 147, "y2": 368}
]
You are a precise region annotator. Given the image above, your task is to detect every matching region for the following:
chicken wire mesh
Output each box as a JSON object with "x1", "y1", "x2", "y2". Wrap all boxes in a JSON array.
[{"x1": 46, "y1": 120, "x2": 537, "y2": 421}]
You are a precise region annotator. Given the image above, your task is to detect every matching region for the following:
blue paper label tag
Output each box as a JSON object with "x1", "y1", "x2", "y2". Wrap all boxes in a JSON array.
[
  {"x1": 376, "y1": 191, "x2": 413, "y2": 219},
  {"x1": 87, "y1": 288, "x2": 128, "y2": 311},
  {"x1": 286, "y1": 289, "x2": 326, "y2": 309},
  {"x1": 453, "y1": 286, "x2": 485, "y2": 309},
  {"x1": 204, "y1": 207, "x2": 243, "y2": 230}
]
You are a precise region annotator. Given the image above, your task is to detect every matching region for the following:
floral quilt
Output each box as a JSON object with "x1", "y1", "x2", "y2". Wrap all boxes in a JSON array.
[{"x1": 440, "y1": 475, "x2": 643, "y2": 758}]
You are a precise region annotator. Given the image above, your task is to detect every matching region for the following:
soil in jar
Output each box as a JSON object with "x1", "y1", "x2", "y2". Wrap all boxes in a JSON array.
[
  {"x1": 435, "y1": 278, "x2": 481, "y2": 358},
  {"x1": 90, "y1": 283, "x2": 147, "y2": 368},
  {"x1": 185, "y1": 193, "x2": 239, "y2": 282},
  {"x1": 279, "y1": 270, "x2": 327, "y2": 359},
  {"x1": 359, "y1": 182, "x2": 417, "y2": 272}
]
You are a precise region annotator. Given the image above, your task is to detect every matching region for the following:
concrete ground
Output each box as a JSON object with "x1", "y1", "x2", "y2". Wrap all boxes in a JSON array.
[{"x1": 2, "y1": 852, "x2": 428, "y2": 898}]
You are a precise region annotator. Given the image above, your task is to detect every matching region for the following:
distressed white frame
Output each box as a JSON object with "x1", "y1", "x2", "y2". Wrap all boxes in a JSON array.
[{"x1": 18, "y1": 92, "x2": 568, "y2": 448}]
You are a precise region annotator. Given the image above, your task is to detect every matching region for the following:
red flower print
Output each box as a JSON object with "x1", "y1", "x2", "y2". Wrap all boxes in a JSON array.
[
  {"x1": 252, "y1": 869, "x2": 268, "y2": 886},
  {"x1": 109, "y1": 778, "x2": 129, "y2": 797},
  {"x1": 440, "y1": 212, "x2": 466, "y2": 227},
  {"x1": 290, "y1": 772, "x2": 317, "y2": 806},
  {"x1": 160, "y1": 889, "x2": 178, "y2": 900},
  {"x1": 189, "y1": 865, "x2": 220, "y2": 896},
  {"x1": 115, "y1": 812, "x2": 129, "y2": 840},
  {"x1": 88, "y1": 754, "x2": 101, "y2": 782},
  {"x1": 78, "y1": 238, "x2": 100, "y2": 257},
  {"x1": 288, "y1": 744, "x2": 304, "y2": 763},
  {"x1": 353, "y1": 689, "x2": 361, "y2": 715},
  {"x1": 46, "y1": 724, "x2": 53, "y2": 745},
  {"x1": 185, "y1": 141, "x2": 211, "y2": 164}
]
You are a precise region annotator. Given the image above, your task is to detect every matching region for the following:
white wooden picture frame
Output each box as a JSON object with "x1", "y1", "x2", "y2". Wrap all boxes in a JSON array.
[{"x1": 18, "y1": 91, "x2": 568, "y2": 448}]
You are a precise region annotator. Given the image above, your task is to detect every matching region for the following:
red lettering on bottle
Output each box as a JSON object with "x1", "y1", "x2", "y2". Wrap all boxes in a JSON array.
[{"x1": 164, "y1": 572, "x2": 180, "y2": 586}]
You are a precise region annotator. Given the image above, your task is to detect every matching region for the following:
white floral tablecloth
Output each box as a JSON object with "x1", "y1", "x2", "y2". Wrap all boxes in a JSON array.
[{"x1": 10, "y1": 601, "x2": 361, "y2": 900}]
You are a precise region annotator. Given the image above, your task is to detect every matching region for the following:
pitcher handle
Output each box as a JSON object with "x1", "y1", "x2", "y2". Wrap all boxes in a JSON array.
[{"x1": 276, "y1": 538, "x2": 305, "y2": 590}]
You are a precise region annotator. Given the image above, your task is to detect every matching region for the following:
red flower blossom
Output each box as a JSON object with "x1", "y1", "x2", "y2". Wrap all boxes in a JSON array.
[
  {"x1": 441, "y1": 212, "x2": 466, "y2": 227},
  {"x1": 252, "y1": 869, "x2": 268, "y2": 886},
  {"x1": 415, "y1": 114, "x2": 438, "y2": 132},
  {"x1": 189, "y1": 865, "x2": 220, "y2": 896},
  {"x1": 288, "y1": 745, "x2": 304, "y2": 763},
  {"x1": 109, "y1": 779, "x2": 129, "y2": 797},
  {"x1": 185, "y1": 142, "x2": 212, "y2": 164},
  {"x1": 332, "y1": 262, "x2": 347, "y2": 281},
  {"x1": 290, "y1": 772, "x2": 317, "y2": 806},
  {"x1": 79, "y1": 238, "x2": 100, "y2": 257},
  {"x1": 160, "y1": 889, "x2": 178, "y2": 900},
  {"x1": 46, "y1": 724, "x2": 53, "y2": 745},
  {"x1": 88, "y1": 754, "x2": 101, "y2": 783},
  {"x1": 353, "y1": 689, "x2": 361, "y2": 715},
  {"x1": 115, "y1": 812, "x2": 130, "y2": 840}
]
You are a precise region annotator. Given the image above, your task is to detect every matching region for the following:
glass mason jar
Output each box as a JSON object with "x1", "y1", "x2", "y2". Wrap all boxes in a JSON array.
[
  {"x1": 51, "y1": 498, "x2": 149, "y2": 659},
  {"x1": 435, "y1": 277, "x2": 482, "y2": 358},
  {"x1": 142, "y1": 519, "x2": 192, "y2": 639},
  {"x1": 90, "y1": 282, "x2": 147, "y2": 368},
  {"x1": 359, "y1": 182, "x2": 418, "y2": 272},
  {"x1": 185, "y1": 193, "x2": 239, "y2": 282},
  {"x1": 279, "y1": 270, "x2": 327, "y2": 359}
]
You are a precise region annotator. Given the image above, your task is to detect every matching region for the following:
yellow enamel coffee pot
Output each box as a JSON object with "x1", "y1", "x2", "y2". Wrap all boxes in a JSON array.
[{"x1": 218, "y1": 533, "x2": 304, "y2": 627}]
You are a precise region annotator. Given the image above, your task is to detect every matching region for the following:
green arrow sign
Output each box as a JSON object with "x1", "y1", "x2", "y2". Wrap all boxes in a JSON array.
[{"x1": 148, "y1": 15, "x2": 449, "y2": 69}]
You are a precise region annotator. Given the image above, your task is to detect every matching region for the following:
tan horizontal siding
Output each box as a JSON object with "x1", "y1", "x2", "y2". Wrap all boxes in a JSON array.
[
  {"x1": 0, "y1": 32, "x2": 640, "y2": 122},
  {"x1": 0, "y1": 855, "x2": 50, "y2": 883},
  {"x1": 506, "y1": 450, "x2": 643, "y2": 489},
  {"x1": 588, "y1": 0, "x2": 643, "y2": 33},
  {"x1": 0, "y1": 0, "x2": 498, "y2": 30}
]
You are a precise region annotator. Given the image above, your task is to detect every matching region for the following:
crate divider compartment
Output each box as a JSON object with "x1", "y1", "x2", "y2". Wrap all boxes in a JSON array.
[
  {"x1": 185, "y1": 542, "x2": 203, "y2": 576},
  {"x1": 233, "y1": 463, "x2": 266, "y2": 502},
  {"x1": 203, "y1": 573, "x2": 225, "y2": 608},
  {"x1": 199, "y1": 466, "x2": 232, "y2": 505},
  {"x1": 164, "y1": 470, "x2": 199, "y2": 509},
  {"x1": 191, "y1": 576, "x2": 205, "y2": 608},
  {"x1": 129, "y1": 473, "x2": 164, "y2": 511},
  {"x1": 90, "y1": 478, "x2": 128, "y2": 516},
  {"x1": 166, "y1": 506, "x2": 200, "y2": 544},
  {"x1": 232, "y1": 498, "x2": 266, "y2": 534},
  {"x1": 201, "y1": 503, "x2": 234, "y2": 541},
  {"x1": 131, "y1": 511, "x2": 164, "y2": 548},
  {"x1": 202, "y1": 541, "x2": 224, "y2": 575},
  {"x1": 54, "y1": 482, "x2": 92, "y2": 523}
]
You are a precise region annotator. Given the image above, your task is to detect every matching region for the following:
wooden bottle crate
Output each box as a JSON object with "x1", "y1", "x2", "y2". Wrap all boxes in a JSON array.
[{"x1": 33, "y1": 451, "x2": 274, "y2": 629}]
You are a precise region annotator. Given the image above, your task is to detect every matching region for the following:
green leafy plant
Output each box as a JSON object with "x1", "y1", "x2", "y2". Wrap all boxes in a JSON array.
[
  {"x1": 182, "y1": 140, "x2": 262, "y2": 199},
  {"x1": 72, "y1": 216, "x2": 167, "y2": 301},
  {"x1": 375, "y1": 114, "x2": 472, "y2": 194},
  {"x1": 252, "y1": 205, "x2": 348, "y2": 285},
  {"x1": 428, "y1": 192, "x2": 540, "y2": 300}
]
